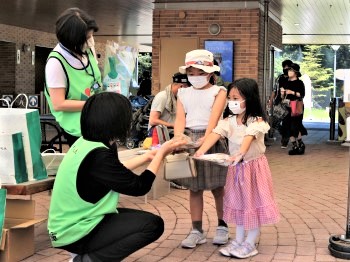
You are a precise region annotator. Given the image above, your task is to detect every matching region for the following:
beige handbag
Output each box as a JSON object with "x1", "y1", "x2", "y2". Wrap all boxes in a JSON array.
[{"x1": 164, "y1": 152, "x2": 197, "y2": 180}]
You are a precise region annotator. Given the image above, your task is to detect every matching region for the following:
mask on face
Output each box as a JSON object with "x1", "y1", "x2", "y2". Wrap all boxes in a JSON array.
[
  {"x1": 82, "y1": 42, "x2": 88, "y2": 53},
  {"x1": 87, "y1": 36, "x2": 95, "y2": 48},
  {"x1": 82, "y1": 37, "x2": 95, "y2": 53},
  {"x1": 283, "y1": 68, "x2": 289, "y2": 75},
  {"x1": 188, "y1": 75, "x2": 209, "y2": 89},
  {"x1": 228, "y1": 100, "x2": 246, "y2": 115}
]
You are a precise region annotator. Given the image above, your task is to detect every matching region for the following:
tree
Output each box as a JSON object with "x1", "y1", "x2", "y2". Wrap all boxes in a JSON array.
[
  {"x1": 300, "y1": 45, "x2": 333, "y2": 108},
  {"x1": 274, "y1": 45, "x2": 303, "y2": 78},
  {"x1": 138, "y1": 52, "x2": 152, "y2": 83}
]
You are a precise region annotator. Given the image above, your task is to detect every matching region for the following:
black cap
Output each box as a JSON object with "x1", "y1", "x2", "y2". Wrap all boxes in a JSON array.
[{"x1": 172, "y1": 72, "x2": 190, "y2": 85}]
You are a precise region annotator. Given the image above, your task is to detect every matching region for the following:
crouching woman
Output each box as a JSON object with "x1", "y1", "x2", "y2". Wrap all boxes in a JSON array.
[{"x1": 48, "y1": 92, "x2": 186, "y2": 262}]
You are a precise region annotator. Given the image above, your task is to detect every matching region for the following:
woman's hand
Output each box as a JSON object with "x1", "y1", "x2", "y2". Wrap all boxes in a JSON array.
[
  {"x1": 144, "y1": 149, "x2": 157, "y2": 161},
  {"x1": 286, "y1": 89, "x2": 296, "y2": 96},
  {"x1": 146, "y1": 138, "x2": 187, "y2": 175},
  {"x1": 157, "y1": 139, "x2": 187, "y2": 156}
]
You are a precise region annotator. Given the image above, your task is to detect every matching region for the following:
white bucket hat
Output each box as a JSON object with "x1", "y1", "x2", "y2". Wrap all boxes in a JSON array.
[{"x1": 179, "y1": 49, "x2": 220, "y2": 74}]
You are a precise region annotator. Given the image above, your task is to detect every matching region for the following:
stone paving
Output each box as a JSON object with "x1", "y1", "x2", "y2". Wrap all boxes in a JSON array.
[{"x1": 20, "y1": 128, "x2": 350, "y2": 261}]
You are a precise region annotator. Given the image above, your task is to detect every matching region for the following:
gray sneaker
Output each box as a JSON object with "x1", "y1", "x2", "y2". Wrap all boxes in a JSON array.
[
  {"x1": 181, "y1": 230, "x2": 207, "y2": 248},
  {"x1": 213, "y1": 226, "x2": 229, "y2": 245},
  {"x1": 230, "y1": 241, "x2": 258, "y2": 258},
  {"x1": 219, "y1": 240, "x2": 241, "y2": 257}
]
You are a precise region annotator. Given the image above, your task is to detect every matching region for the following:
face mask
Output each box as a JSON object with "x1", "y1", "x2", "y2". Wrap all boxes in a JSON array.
[
  {"x1": 82, "y1": 37, "x2": 95, "y2": 53},
  {"x1": 188, "y1": 75, "x2": 209, "y2": 89},
  {"x1": 283, "y1": 68, "x2": 289, "y2": 75},
  {"x1": 228, "y1": 100, "x2": 246, "y2": 115},
  {"x1": 87, "y1": 36, "x2": 95, "y2": 48},
  {"x1": 82, "y1": 42, "x2": 88, "y2": 53}
]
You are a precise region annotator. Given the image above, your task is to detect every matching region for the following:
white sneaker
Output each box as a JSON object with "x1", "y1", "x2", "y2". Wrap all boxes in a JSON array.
[
  {"x1": 219, "y1": 240, "x2": 241, "y2": 257},
  {"x1": 181, "y1": 229, "x2": 207, "y2": 248},
  {"x1": 230, "y1": 241, "x2": 258, "y2": 258},
  {"x1": 212, "y1": 226, "x2": 229, "y2": 245}
]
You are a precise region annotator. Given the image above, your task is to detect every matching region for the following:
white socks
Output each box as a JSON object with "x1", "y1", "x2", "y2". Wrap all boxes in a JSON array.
[{"x1": 235, "y1": 225, "x2": 260, "y2": 246}]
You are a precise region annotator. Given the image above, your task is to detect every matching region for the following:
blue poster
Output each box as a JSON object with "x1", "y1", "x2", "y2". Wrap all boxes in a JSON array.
[{"x1": 204, "y1": 41, "x2": 234, "y2": 83}]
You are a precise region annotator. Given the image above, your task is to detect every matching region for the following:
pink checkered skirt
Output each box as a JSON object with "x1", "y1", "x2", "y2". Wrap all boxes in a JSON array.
[{"x1": 223, "y1": 155, "x2": 280, "y2": 230}]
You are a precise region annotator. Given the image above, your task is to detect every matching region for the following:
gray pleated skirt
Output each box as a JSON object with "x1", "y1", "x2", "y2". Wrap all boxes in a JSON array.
[{"x1": 175, "y1": 129, "x2": 229, "y2": 192}]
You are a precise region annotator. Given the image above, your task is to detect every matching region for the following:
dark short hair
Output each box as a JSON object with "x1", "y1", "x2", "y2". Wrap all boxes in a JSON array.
[
  {"x1": 226, "y1": 78, "x2": 267, "y2": 124},
  {"x1": 81, "y1": 92, "x2": 132, "y2": 144},
  {"x1": 282, "y1": 59, "x2": 293, "y2": 68},
  {"x1": 56, "y1": 7, "x2": 98, "y2": 56}
]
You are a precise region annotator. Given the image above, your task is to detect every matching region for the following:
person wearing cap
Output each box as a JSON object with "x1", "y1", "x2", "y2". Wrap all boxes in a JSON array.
[
  {"x1": 281, "y1": 62, "x2": 308, "y2": 155},
  {"x1": 269, "y1": 59, "x2": 293, "y2": 148},
  {"x1": 174, "y1": 49, "x2": 230, "y2": 248},
  {"x1": 148, "y1": 72, "x2": 190, "y2": 129}
]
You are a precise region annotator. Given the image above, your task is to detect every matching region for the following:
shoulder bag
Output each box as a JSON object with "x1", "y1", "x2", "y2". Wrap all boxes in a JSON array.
[
  {"x1": 164, "y1": 152, "x2": 197, "y2": 180},
  {"x1": 290, "y1": 100, "x2": 303, "y2": 117},
  {"x1": 273, "y1": 99, "x2": 289, "y2": 120}
]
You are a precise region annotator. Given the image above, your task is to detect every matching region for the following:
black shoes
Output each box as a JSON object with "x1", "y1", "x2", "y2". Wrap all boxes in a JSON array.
[
  {"x1": 288, "y1": 141, "x2": 305, "y2": 155},
  {"x1": 298, "y1": 141, "x2": 305, "y2": 154}
]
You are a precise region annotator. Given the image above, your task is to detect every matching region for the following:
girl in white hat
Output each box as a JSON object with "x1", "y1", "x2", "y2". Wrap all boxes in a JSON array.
[{"x1": 174, "y1": 49, "x2": 229, "y2": 248}]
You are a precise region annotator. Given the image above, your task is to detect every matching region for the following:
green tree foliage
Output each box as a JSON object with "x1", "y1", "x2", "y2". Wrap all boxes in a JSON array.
[
  {"x1": 274, "y1": 45, "x2": 303, "y2": 78},
  {"x1": 138, "y1": 52, "x2": 152, "y2": 82},
  {"x1": 300, "y1": 45, "x2": 333, "y2": 108},
  {"x1": 334, "y1": 45, "x2": 350, "y2": 69}
]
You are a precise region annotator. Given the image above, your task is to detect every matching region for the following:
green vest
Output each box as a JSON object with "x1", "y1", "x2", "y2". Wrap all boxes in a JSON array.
[
  {"x1": 48, "y1": 137, "x2": 119, "y2": 247},
  {"x1": 45, "y1": 49, "x2": 102, "y2": 137}
]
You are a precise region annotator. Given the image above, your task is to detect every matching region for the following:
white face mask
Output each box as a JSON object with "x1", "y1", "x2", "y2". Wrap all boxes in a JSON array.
[
  {"x1": 228, "y1": 100, "x2": 246, "y2": 115},
  {"x1": 87, "y1": 36, "x2": 95, "y2": 48},
  {"x1": 82, "y1": 42, "x2": 88, "y2": 53},
  {"x1": 82, "y1": 37, "x2": 95, "y2": 53},
  {"x1": 188, "y1": 75, "x2": 209, "y2": 89}
]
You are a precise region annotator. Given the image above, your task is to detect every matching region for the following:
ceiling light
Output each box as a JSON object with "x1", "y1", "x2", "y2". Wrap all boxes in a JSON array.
[{"x1": 294, "y1": 23, "x2": 300, "y2": 26}]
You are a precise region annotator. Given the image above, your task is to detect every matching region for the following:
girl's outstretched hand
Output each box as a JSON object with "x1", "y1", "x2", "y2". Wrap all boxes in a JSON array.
[
  {"x1": 194, "y1": 150, "x2": 205, "y2": 157},
  {"x1": 195, "y1": 136, "x2": 205, "y2": 146},
  {"x1": 227, "y1": 153, "x2": 244, "y2": 165}
]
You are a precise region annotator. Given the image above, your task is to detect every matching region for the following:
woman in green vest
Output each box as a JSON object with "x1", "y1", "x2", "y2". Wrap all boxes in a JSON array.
[
  {"x1": 45, "y1": 8, "x2": 103, "y2": 146},
  {"x1": 48, "y1": 92, "x2": 186, "y2": 262}
]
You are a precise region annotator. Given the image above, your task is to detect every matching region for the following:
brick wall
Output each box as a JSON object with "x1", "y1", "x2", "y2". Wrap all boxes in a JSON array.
[
  {"x1": 0, "y1": 41, "x2": 15, "y2": 95},
  {"x1": 0, "y1": 24, "x2": 56, "y2": 96},
  {"x1": 152, "y1": 7, "x2": 282, "y2": 98},
  {"x1": 0, "y1": 23, "x2": 106, "y2": 98},
  {"x1": 0, "y1": 6, "x2": 282, "y2": 99}
]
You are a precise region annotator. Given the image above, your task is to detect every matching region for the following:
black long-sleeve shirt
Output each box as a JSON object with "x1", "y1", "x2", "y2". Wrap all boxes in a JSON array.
[
  {"x1": 76, "y1": 147, "x2": 156, "y2": 204},
  {"x1": 285, "y1": 79, "x2": 305, "y2": 101}
]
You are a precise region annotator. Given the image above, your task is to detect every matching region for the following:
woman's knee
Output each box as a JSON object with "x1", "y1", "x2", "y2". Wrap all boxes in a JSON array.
[{"x1": 145, "y1": 213, "x2": 164, "y2": 239}]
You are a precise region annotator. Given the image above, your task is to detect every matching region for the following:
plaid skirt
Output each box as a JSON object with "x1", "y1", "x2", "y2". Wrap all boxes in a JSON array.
[{"x1": 174, "y1": 129, "x2": 229, "y2": 192}]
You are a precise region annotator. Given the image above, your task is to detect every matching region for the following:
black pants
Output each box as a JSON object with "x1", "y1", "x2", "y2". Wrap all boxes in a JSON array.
[{"x1": 60, "y1": 208, "x2": 164, "y2": 262}]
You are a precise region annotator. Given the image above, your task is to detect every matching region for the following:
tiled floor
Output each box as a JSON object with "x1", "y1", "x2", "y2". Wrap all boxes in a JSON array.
[{"x1": 21, "y1": 124, "x2": 350, "y2": 261}]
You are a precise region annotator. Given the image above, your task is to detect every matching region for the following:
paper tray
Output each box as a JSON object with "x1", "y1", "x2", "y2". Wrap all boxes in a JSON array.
[{"x1": 193, "y1": 153, "x2": 231, "y2": 166}]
